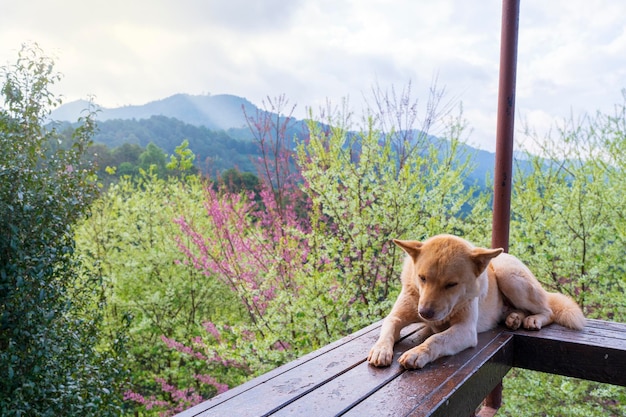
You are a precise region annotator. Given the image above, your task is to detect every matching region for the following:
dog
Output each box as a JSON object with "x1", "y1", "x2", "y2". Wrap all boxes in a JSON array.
[{"x1": 368, "y1": 234, "x2": 585, "y2": 369}]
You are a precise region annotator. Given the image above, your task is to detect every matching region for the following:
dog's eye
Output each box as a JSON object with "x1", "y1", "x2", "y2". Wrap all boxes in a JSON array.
[
  {"x1": 445, "y1": 282, "x2": 458, "y2": 289},
  {"x1": 419, "y1": 275, "x2": 426, "y2": 283}
]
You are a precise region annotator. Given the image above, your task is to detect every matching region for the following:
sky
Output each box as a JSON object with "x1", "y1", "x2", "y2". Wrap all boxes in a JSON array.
[{"x1": 1, "y1": 0, "x2": 625, "y2": 151}]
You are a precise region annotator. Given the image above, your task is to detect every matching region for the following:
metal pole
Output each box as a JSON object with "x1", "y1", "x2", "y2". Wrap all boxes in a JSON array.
[
  {"x1": 479, "y1": 1, "x2": 520, "y2": 416},
  {"x1": 491, "y1": 0, "x2": 519, "y2": 253}
]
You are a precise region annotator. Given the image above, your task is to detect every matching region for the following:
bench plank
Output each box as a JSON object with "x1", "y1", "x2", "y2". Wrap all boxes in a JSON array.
[
  {"x1": 512, "y1": 319, "x2": 626, "y2": 386},
  {"x1": 179, "y1": 322, "x2": 422, "y2": 417},
  {"x1": 341, "y1": 329, "x2": 513, "y2": 417},
  {"x1": 174, "y1": 322, "x2": 379, "y2": 417},
  {"x1": 272, "y1": 330, "x2": 428, "y2": 416},
  {"x1": 516, "y1": 319, "x2": 626, "y2": 349}
]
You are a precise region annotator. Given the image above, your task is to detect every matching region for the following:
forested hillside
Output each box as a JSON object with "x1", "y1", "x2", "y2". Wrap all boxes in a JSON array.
[
  {"x1": 52, "y1": 94, "x2": 502, "y2": 186},
  {"x1": 80, "y1": 116, "x2": 261, "y2": 174}
]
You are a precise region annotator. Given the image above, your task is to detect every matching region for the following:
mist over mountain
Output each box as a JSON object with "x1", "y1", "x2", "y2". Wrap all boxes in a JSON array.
[{"x1": 51, "y1": 94, "x2": 259, "y2": 131}]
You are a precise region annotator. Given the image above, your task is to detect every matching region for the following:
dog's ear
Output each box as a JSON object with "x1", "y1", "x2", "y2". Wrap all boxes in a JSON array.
[
  {"x1": 470, "y1": 247, "x2": 503, "y2": 276},
  {"x1": 393, "y1": 239, "x2": 423, "y2": 260}
]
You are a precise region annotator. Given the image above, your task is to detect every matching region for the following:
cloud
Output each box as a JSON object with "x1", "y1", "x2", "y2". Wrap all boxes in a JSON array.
[
  {"x1": 2, "y1": 0, "x2": 626, "y2": 151},
  {"x1": 203, "y1": 0, "x2": 306, "y2": 31},
  {"x1": 515, "y1": 0, "x2": 626, "y2": 141}
]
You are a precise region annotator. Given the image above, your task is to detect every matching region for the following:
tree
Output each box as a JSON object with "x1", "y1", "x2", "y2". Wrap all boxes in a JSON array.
[
  {"x1": 510, "y1": 98, "x2": 626, "y2": 320},
  {"x1": 166, "y1": 139, "x2": 198, "y2": 177},
  {"x1": 75, "y1": 171, "x2": 246, "y2": 413},
  {"x1": 139, "y1": 142, "x2": 168, "y2": 175},
  {"x1": 499, "y1": 94, "x2": 626, "y2": 417},
  {"x1": 112, "y1": 142, "x2": 144, "y2": 165},
  {"x1": 218, "y1": 168, "x2": 261, "y2": 195},
  {"x1": 297, "y1": 86, "x2": 479, "y2": 330},
  {"x1": 175, "y1": 95, "x2": 315, "y2": 351},
  {"x1": 0, "y1": 43, "x2": 125, "y2": 416}
]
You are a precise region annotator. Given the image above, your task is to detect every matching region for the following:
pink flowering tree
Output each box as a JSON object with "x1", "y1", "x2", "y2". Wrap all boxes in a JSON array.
[
  {"x1": 174, "y1": 95, "x2": 316, "y2": 346},
  {"x1": 126, "y1": 96, "x2": 325, "y2": 415},
  {"x1": 124, "y1": 322, "x2": 246, "y2": 416}
]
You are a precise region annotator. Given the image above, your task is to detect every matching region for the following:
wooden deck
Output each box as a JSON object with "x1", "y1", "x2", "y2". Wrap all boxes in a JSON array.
[{"x1": 176, "y1": 319, "x2": 626, "y2": 417}]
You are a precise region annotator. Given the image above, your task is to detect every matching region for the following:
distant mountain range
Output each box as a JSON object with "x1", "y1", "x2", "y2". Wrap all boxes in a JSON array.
[
  {"x1": 51, "y1": 94, "x2": 259, "y2": 131},
  {"x1": 51, "y1": 93, "x2": 507, "y2": 187}
]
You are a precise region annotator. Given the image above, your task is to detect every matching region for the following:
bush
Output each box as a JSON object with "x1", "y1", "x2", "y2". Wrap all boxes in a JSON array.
[{"x1": 0, "y1": 43, "x2": 125, "y2": 416}]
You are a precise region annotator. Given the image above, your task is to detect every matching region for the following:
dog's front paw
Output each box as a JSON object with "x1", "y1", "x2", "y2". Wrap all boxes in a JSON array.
[
  {"x1": 398, "y1": 346, "x2": 431, "y2": 369},
  {"x1": 368, "y1": 342, "x2": 394, "y2": 367}
]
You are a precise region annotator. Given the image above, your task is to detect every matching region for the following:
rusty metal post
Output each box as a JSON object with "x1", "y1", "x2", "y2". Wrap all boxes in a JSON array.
[
  {"x1": 478, "y1": 1, "x2": 520, "y2": 416},
  {"x1": 491, "y1": 0, "x2": 520, "y2": 253}
]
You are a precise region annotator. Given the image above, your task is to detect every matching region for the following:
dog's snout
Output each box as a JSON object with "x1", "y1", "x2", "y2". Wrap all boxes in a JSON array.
[{"x1": 419, "y1": 308, "x2": 436, "y2": 320}]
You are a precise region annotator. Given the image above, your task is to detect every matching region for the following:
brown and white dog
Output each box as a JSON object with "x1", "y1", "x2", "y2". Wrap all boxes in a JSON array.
[{"x1": 368, "y1": 234, "x2": 585, "y2": 369}]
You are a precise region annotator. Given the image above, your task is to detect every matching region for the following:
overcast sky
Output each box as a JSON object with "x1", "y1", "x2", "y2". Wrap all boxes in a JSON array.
[{"x1": 1, "y1": 0, "x2": 625, "y2": 151}]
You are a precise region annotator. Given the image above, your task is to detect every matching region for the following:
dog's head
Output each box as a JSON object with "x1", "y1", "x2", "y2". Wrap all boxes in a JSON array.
[{"x1": 394, "y1": 235, "x2": 502, "y2": 323}]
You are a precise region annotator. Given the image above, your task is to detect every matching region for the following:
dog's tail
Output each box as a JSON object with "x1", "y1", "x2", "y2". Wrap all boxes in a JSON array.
[{"x1": 548, "y1": 292, "x2": 586, "y2": 330}]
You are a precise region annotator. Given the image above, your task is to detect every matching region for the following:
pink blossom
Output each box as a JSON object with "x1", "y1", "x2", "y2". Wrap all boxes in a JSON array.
[
  {"x1": 194, "y1": 374, "x2": 229, "y2": 395},
  {"x1": 160, "y1": 335, "x2": 207, "y2": 361},
  {"x1": 202, "y1": 321, "x2": 221, "y2": 341},
  {"x1": 123, "y1": 390, "x2": 169, "y2": 410},
  {"x1": 272, "y1": 340, "x2": 291, "y2": 351}
]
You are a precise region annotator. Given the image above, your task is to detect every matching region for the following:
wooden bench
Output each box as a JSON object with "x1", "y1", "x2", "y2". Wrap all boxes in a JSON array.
[{"x1": 176, "y1": 319, "x2": 626, "y2": 417}]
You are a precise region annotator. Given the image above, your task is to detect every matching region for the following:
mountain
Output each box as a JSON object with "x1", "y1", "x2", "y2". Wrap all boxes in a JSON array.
[
  {"x1": 51, "y1": 93, "x2": 518, "y2": 188},
  {"x1": 51, "y1": 94, "x2": 259, "y2": 131},
  {"x1": 49, "y1": 99, "x2": 102, "y2": 121}
]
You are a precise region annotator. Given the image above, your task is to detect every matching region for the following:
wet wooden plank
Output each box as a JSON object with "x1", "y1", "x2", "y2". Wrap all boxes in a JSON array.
[
  {"x1": 175, "y1": 322, "x2": 379, "y2": 417},
  {"x1": 584, "y1": 318, "x2": 626, "y2": 334},
  {"x1": 271, "y1": 329, "x2": 430, "y2": 416},
  {"x1": 178, "y1": 321, "x2": 423, "y2": 417},
  {"x1": 340, "y1": 329, "x2": 513, "y2": 417},
  {"x1": 512, "y1": 320, "x2": 626, "y2": 386},
  {"x1": 515, "y1": 319, "x2": 626, "y2": 347},
  {"x1": 408, "y1": 332, "x2": 512, "y2": 417}
]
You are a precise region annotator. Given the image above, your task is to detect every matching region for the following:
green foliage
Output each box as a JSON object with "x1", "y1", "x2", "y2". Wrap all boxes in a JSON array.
[
  {"x1": 218, "y1": 168, "x2": 261, "y2": 195},
  {"x1": 509, "y1": 95, "x2": 626, "y2": 321},
  {"x1": 501, "y1": 369, "x2": 626, "y2": 417},
  {"x1": 78, "y1": 115, "x2": 262, "y2": 174},
  {"x1": 166, "y1": 139, "x2": 196, "y2": 174},
  {"x1": 138, "y1": 142, "x2": 167, "y2": 175},
  {"x1": 84, "y1": 139, "x2": 197, "y2": 184},
  {"x1": 297, "y1": 93, "x2": 481, "y2": 331},
  {"x1": 74, "y1": 171, "x2": 246, "y2": 409},
  {"x1": 499, "y1": 92, "x2": 626, "y2": 416},
  {"x1": 0, "y1": 43, "x2": 125, "y2": 416}
]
